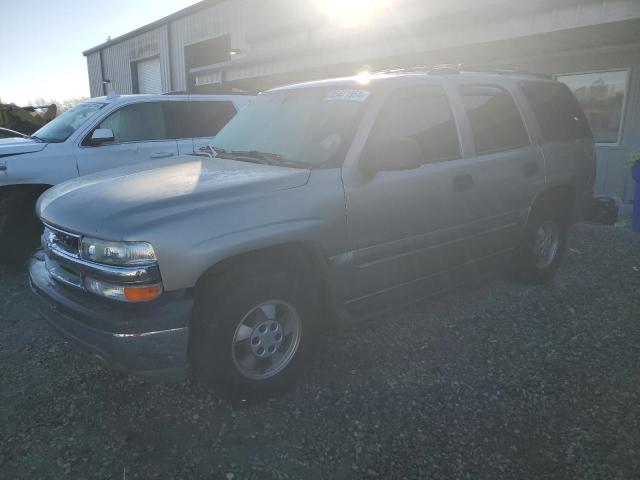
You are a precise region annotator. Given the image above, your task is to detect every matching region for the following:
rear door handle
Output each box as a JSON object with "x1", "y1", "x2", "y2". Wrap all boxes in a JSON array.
[
  {"x1": 453, "y1": 174, "x2": 473, "y2": 192},
  {"x1": 523, "y1": 161, "x2": 540, "y2": 177},
  {"x1": 151, "y1": 152, "x2": 175, "y2": 159}
]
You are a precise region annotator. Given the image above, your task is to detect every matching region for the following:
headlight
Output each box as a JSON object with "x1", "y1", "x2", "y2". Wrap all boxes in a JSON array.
[{"x1": 80, "y1": 237, "x2": 156, "y2": 266}]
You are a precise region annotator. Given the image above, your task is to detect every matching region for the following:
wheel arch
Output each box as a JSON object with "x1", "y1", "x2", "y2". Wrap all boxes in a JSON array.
[
  {"x1": 526, "y1": 184, "x2": 577, "y2": 226},
  {"x1": 0, "y1": 183, "x2": 52, "y2": 202},
  {"x1": 193, "y1": 240, "x2": 334, "y2": 310}
]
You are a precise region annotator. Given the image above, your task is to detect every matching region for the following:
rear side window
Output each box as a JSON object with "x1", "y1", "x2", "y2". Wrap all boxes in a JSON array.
[
  {"x1": 372, "y1": 87, "x2": 461, "y2": 164},
  {"x1": 519, "y1": 81, "x2": 593, "y2": 142},
  {"x1": 460, "y1": 85, "x2": 529, "y2": 155},
  {"x1": 164, "y1": 101, "x2": 237, "y2": 139},
  {"x1": 98, "y1": 102, "x2": 166, "y2": 142}
]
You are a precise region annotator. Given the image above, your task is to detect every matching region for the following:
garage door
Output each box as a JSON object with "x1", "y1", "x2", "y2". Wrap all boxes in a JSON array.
[{"x1": 136, "y1": 57, "x2": 162, "y2": 94}]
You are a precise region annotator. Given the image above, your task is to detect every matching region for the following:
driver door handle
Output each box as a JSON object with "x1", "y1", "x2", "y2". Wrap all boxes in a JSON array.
[{"x1": 151, "y1": 152, "x2": 175, "y2": 159}]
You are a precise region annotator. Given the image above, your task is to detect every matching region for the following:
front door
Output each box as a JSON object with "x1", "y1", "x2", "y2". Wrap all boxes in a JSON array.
[
  {"x1": 341, "y1": 85, "x2": 469, "y2": 314},
  {"x1": 77, "y1": 102, "x2": 178, "y2": 176}
]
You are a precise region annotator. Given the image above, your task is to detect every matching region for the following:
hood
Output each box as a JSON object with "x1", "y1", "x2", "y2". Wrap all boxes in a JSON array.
[
  {"x1": 0, "y1": 137, "x2": 48, "y2": 156},
  {"x1": 37, "y1": 155, "x2": 311, "y2": 239}
]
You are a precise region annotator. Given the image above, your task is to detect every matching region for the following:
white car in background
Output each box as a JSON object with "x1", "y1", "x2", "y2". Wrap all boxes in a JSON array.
[{"x1": 0, "y1": 93, "x2": 254, "y2": 262}]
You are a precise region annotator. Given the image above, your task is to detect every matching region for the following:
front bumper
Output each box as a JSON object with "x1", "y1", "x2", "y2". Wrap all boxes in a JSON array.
[{"x1": 29, "y1": 253, "x2": 193, "y2": 381}]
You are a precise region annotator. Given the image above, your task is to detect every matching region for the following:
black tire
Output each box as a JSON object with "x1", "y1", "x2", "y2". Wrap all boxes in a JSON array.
[
  {"x1": 0, "y1": 189, "x2": 44, "y2": 265},
  {"x1": 190, "y1": 264, "x2": 321, "y2": 399},
  {"x1": 514, "y1": 205, "x2": 569, "y2": 284}
]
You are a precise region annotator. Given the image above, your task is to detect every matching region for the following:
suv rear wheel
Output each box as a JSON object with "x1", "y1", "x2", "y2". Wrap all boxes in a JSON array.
[
  {"x1": 190, "y1": 265, "x2": 319, "y2": 398},
  {"x1": 514, "y1": 206, "x2": 568, "y2": 284}
]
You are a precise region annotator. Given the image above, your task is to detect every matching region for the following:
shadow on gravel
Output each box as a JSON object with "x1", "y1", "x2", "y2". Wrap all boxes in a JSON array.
[{"x1": 1, "y1": 224, "x2": 640, "y2": 479}]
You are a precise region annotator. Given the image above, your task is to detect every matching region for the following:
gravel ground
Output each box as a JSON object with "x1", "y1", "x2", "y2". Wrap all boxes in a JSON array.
[{"x1": 1, "y1": 221, "x2": 640, "y2": 479}]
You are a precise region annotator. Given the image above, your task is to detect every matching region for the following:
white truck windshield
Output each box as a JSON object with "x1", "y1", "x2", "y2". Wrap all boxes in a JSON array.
[{"x1": 33, "y1": 102, "x2": 106, "y2": 143}]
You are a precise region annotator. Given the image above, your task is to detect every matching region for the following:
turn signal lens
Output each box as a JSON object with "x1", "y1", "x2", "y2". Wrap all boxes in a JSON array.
[
  {"x1": 84, "y1": 276, "x2": 162, "y2": 303},
  {"x1": 124, "y1": 285, "x2": 163, "y2": 303}
]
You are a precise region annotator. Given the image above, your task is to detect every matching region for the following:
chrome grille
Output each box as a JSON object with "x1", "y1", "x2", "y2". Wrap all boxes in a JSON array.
[
  {"x1": 43, "y1": 225, "x2": 80, "y2": 257},
  {"x1": 43, "y1": 224, "x2": 83, "y2": 289}
]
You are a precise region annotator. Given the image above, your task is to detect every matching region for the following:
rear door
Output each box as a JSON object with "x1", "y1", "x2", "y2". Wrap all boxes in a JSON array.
[
  {"x1": 447, "y1": 80, "x2": 544, "y2": 259},
  {"x1": 77, "y1": 102, "x2": 178, "y2": 175},
  {"x1": 164, "y1": 100, "x2": 238, "y2": 156}
]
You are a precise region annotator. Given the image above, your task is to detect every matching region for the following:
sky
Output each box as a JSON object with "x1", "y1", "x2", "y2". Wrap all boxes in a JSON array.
[{"x1": 0, "y1": 0, "x2": 200, "y2": 105}]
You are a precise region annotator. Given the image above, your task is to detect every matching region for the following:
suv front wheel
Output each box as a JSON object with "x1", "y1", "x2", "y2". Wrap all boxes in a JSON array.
[{"x1": 190, "y1": 265, "x2": 319, "y2": 398}]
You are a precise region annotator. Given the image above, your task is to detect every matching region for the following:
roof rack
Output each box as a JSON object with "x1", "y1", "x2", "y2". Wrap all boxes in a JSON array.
[{"x1": 373, "y1": 64, "x2": 551, "y2": 80}]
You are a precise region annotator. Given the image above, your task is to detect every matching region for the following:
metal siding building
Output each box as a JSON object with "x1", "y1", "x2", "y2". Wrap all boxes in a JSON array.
[{"x1": 83, "y1": 0, "x2": 640, "y2": 201}]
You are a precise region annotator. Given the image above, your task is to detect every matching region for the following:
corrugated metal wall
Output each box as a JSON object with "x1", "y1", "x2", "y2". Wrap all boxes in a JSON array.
[
  {"x1": 85, "y1": 52, "x2": 103, "y2": 97},
  {"x1": 169, "y1": 0, "x2": 246, "y2": 92},
  {"x1": 83, "y1": 0, "x2": 640, "y2": 200},
  {"x1": 87, "y1": 25, "x2": 171, "y2": 95}
]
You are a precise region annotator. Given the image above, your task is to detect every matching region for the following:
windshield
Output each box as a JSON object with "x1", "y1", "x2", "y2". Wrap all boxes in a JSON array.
[
  {"x1": 32, "y1": 102, "x2": 106, "y2": 142},
  {"x1": 212, "y1": 86, "x2": 370, "y2": 166}
]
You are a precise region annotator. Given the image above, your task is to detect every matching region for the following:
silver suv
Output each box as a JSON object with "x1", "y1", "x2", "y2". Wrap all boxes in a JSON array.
[{"x1": 29, "y1": 69, "x2": 596, "y2": 396}]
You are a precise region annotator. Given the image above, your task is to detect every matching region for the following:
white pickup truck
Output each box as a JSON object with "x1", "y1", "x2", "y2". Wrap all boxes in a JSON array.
[{"x1": 0, "y1": 93, "x2": 253, "y2": 262}]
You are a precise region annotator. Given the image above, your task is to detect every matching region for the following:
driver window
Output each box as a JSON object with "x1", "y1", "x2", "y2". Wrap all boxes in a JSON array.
[
  {"x1": 97, "y1": 102, "x2": 166, "y2": 143},
  {"x1": 371, "y1": 87, "x2": 461, "y2": 165}
]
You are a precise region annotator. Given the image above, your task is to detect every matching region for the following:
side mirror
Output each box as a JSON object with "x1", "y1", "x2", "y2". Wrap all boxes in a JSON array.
[
  {"x1": 360, "y1": 138, "x2": 422, "y2": 175},
  {"x1": 90, "y1": 128, "x2": 115, "y2": 145}
]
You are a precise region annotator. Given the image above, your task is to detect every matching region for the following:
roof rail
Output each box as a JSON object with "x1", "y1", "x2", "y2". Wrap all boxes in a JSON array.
[
  {"x1": 429, "y1": 64, "x2": 552, "y2": 79},
  {"x1": 372, "y1": 64, "x2": 551, "y2": 79}
]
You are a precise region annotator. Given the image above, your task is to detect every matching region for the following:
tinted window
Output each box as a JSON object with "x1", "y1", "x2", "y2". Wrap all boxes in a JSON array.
[
  {"x1": 164, "y1": 101, "x2": 237, "y2": 139},
  {"x1": 372, "y1": 87, "x2": 461, "y2": 164},
  {"x1": 98, "y1": 102, "x2": 166, "y2": 143},
  {"x1": 461, "y1": 85, "x2": 529, "y2": 154},
  {"x1": 520, "y1": 81, "x2": 594, "y2": 142}
]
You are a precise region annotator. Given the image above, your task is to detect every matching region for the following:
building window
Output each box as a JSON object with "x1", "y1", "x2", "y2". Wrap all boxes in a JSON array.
[{"x1": 556, "y1": 70, "x2": 628, "y2": 144}]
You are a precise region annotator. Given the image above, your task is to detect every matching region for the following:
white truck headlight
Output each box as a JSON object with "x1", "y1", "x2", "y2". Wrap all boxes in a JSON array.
[{"x1": 80, "y1": 237, "x2": 157, "y2": 266}]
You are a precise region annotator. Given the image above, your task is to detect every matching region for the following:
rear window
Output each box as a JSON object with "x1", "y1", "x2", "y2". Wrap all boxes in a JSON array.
[
  {"x1": 520, "y1": 81, "x2": 593, "y2": 142},
  {"x1": 460, "y1": 85, "x2": 530, "y2": 155},
  {"x1": 164, "y1": 101, "x2": 237, "y2": 139}
]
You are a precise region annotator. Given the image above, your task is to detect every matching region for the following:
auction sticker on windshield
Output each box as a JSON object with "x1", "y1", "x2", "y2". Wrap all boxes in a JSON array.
[{"x1": 325, "y1": 90, "x2": 370, "y2": 102}]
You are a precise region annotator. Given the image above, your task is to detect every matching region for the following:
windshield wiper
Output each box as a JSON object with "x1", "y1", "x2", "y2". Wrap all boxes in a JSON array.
[
  {"x1": 230, "y1": 150, "x2": 283, "y2": 165},
  {"x1": 209, "y1": 147, "x2": 266, "y2": 165},
  {"x1": 28, "y1": 135, "x2": 45, "y2": 143},
  {"x1": 211, "y1": 147, "x2": 312, "y2": 169}
]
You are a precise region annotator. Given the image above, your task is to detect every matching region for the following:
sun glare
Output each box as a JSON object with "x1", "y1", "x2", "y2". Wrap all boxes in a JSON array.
[
  {"x1": 315, "y1": 0, "x2": 395, "y2": 28},
  {"x1": 355, "y1": 70, "x2": 372, "y2": 84}
]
